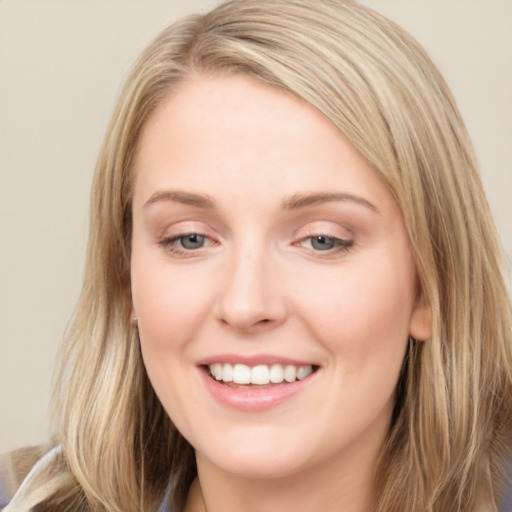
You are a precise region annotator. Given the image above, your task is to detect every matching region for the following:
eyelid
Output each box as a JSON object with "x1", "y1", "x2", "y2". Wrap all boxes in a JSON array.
[
  {"x1": 156, "y1": 219, "x2": 220, "y2": 256},
  {"x1": 156, "y1": 219, "x2": 217, "y2": 241},
  {"x1": 158, "y1": 232, "x2": 218, "y2": 257},
  {"x1": 291, "y1": 222, "x2": 355, "y2": 256},
  {"x1": 293, "y1": 220, "x2": 353, "y2": 241},
  {"x1": 297, "y1": 234, "x2": 353, "y2": 252}
]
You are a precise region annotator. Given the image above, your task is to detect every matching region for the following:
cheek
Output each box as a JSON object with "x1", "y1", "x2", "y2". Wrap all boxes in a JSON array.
[
  {"x1": 131, "y1": 255, "x2": 213, "y2": 350},
  {"x1": 130, "y1": 255, "x2": 214, "y2": 425},
  {"x1": 296, "y1": 255, "x2": 415, "y2": 363}
]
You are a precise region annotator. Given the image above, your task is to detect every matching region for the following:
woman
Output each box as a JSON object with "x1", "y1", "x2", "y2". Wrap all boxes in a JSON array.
[{"x1": 2, "y1": 0, "x2": 511, "y2": 510}]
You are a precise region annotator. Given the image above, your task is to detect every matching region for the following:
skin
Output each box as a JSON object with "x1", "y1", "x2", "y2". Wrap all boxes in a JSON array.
[{"x1": 130, "y1": 74, "x2": 431, "y2": 512}]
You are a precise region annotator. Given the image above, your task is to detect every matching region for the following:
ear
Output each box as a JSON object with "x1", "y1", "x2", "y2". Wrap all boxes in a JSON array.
[
  {"x1": 409, "y1": 294, "x2": 432, "y2": 341},
  {"x1": 130, "y1": 305, "x2": 138, "y2": 327}
]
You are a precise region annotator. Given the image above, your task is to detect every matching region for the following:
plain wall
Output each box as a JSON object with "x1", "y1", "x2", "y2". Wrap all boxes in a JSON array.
[{"x1": 1, "y1": 0, "x2": 511, "y2": 454}]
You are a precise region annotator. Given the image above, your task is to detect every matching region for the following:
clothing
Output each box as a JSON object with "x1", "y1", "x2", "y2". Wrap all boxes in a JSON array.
[
  {"x1": 2, "y1": 447, "x2": 512, "y2": 511},
  {"x1": 0, "y1": 446, "x2": 173, "y2": 512},
  {"x1": 0, "y1": 464, "x2": 9, "y2": 510}
]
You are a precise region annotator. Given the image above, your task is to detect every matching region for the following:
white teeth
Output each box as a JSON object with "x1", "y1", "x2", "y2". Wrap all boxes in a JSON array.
[
  {"x1": 284, "y1": 365, "x2": 296, "y2": 383},
  {"x1": 222, "y1": 363, "x2": 233, "y2": 382},
  {"x1": 208, "y1": 363, "x2": 313, "y2": 385},
  {"x1": 270, "y1": 364, "x2": 284, "y2": 383},
  {"x1": 212, "y1": 363, "x2": 222, "y2": 380},
  {"x1": 233, "y1": 364, "x2": 251, "y2": 384},
  {"x1": 297, "y1": 365, "x2": 310, "y2": 380},
  {"x1": 251, "y1": 365, "x2": 270, "y2": 385}
]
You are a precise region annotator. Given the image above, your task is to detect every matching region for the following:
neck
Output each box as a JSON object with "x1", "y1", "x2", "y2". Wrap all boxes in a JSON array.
[{"x1": 185, "y1": 446, "x2": 379, "y2": 512}]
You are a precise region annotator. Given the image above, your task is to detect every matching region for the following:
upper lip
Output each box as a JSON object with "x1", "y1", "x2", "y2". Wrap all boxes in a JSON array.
[{"x1": 196, "y1": 354, "x2": 319, "y2": 367}]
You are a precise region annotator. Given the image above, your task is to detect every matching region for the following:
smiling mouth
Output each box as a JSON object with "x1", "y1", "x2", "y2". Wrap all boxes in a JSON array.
[{"x1": 205, "y1": 363, "x2": 318, "y2": 387}]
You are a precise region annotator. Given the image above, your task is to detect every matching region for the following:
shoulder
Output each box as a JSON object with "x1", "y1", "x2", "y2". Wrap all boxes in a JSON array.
[
  {"x1": 0, "y1": 459, "x2": 10, "y2": 508},
  {"x1": 502, "y1": 458, "x2": 512, "y2": 512},
  {"x1": 1, "y1": 445, "x2": 48, "y2": 508},
  {"x1": 1, "y1": 446, "x2": 175, "y2": 512},
  {"x1": 0, "y1": 445, "x2": 61, "y2": 511}
]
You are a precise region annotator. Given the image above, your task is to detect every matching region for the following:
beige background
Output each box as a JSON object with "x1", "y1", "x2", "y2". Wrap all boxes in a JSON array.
[{"x1": 1, "y1": 0, "x2": 511, "y2": 454}]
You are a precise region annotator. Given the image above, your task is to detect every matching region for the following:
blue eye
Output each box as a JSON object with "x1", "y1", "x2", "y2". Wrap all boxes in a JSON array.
[
  {"x1": 301, "y1": 235, "x2": 353, "y2": 253},
  {"x1": 159, "y1": 233, "x2": 211, "y2": 255},
  {"x1": 178, "y1": 234, "x2": 206, "y2": 250},
  {"x1": 310, "y1": 235, "x2": 337, "y2": 251}
]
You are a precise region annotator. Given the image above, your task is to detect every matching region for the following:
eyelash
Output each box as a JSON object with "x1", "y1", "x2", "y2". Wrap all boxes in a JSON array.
[
  {"x1": 296, "y1": 234, "x2": 354, "y2": 255},
  {"x1": 158, "y1": 233, "x2": 215, "y2": 256},
  {"x1": 158, "y1": 232, "x2": 353, "y2": 258}
]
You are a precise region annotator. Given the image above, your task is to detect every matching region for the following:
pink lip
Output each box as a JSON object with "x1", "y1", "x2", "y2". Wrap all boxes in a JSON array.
[
  {"x1": 196, "y1": 354, "x2": 316, "y2": 366},
  {"x1": 198, "y1": 366, "x2": 318, "y2": 412}
]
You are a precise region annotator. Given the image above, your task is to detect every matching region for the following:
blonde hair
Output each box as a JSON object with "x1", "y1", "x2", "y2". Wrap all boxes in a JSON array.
[{"x1": 10, "y1": 1, "x2": 512, "y2": 511}]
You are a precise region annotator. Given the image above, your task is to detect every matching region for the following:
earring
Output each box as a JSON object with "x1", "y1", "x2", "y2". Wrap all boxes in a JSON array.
[{"x1": 131, "y1": 316, "x2": 138, "y2": 328}]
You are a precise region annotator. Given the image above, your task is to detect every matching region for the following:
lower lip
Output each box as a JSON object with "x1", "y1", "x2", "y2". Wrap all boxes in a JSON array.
[{"x1": 200, "y1": 369, "x2": 315, "y2": 412}]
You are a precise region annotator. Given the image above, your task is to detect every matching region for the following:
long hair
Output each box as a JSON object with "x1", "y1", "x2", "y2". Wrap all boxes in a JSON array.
[{"x1": 10, "y1": 1, "x2": 512, "y2": 511}]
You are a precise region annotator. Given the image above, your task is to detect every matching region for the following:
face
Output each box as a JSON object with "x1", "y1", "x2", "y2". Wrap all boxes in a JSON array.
[{"x1": 131, "y1": 74, "x2": 430, "y2": 482}]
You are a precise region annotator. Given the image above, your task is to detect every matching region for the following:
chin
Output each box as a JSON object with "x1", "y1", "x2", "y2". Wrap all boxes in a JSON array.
[
  {"x1": 198, "y1": 448, "x2": 312, "y2": 481},
  {"x1": 191, "y1": 423, "x2": 330, "y2": 481}
]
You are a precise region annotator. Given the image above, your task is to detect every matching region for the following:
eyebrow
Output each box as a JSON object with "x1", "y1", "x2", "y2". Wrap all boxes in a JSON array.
[
  {"x1": 144, "y1": 190, "x2": 216, "y2": 209},
  {"x1": 282, "y1": 192, "x2": 379, "y2": 214},
  {"x1": 143, "y1": 189, "x2": 379, "y2": 214}
]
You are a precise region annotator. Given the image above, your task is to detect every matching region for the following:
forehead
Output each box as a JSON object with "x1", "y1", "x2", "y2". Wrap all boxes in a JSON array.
[
  {"x1": 135, "y1": 73, "x2": 341, "y2": 167},
  {"x1": 132, "y1": 73, "x2": 397, "y2": 218}
]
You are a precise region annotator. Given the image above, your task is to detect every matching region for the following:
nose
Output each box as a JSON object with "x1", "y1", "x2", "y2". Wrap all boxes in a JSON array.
[{"x1": 214, "y1": 244, "x2": 287, "y2": 333}]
